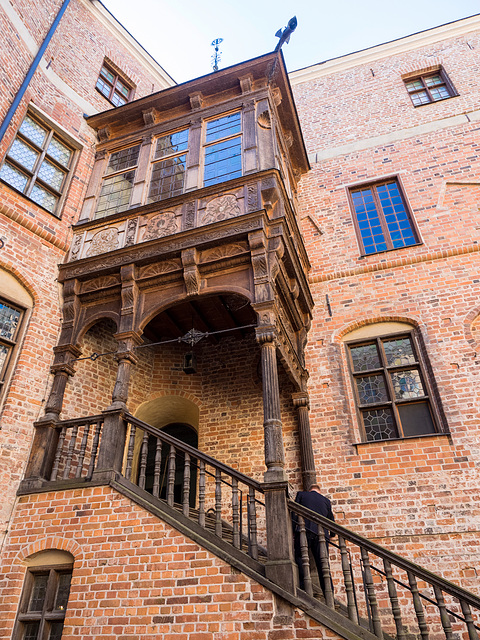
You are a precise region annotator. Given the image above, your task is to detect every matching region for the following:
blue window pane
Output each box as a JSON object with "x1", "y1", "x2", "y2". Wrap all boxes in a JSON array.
[
  {"x1": 204, "y1": 137, "x2": 242, "y2": 186},
  {"x1": 206, "y1": 113, "x2": 241, "y2": 143}
]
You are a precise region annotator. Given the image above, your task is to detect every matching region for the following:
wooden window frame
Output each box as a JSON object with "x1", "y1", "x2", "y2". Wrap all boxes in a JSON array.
[
  {"x1": 346, "y1": 331, "x2": 445, "y2": 443},
  {"x1": 202, "y1": 110, "x2": 243, "y2": 188},
  {"x1": 0, "y1": 111, "x2": 79, "y2": 217},
  {"x1": 147, "y1": 128, "x2": 190, "y2": 204},
  {"x1": 404, "y1": 68, "x2": 457, "y2": 107},
  {"x1": 0, "y1": 295, "x2": 29, "y2": 404},
  {"x1": 12, "y1": 564, "x2": 73, "y2": 640},
  {"x1": 94, "y1": 143, "x2": 141, "y2": 219},
  {"x1": 347, "y1": 177, "x2": 421, "y2": 256},
  {"x1": 95, "y1": 61, "x2": 134, "y2": 108}
]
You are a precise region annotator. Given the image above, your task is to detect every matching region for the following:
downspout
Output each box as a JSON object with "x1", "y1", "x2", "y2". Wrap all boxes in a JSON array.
[{"x1": 0, "y1": 0, "x2": 72, "y2": 144}]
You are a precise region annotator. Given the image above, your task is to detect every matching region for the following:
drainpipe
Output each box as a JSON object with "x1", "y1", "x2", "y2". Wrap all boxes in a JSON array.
[{"x1": 0, "y1": 0, "x2": 72, "y2": 144}]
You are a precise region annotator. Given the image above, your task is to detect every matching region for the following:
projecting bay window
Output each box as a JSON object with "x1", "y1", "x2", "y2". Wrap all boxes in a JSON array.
[
  {"x1": 147, "y1": 129, "x2": 189, "y2": 203},
  {"x1": 203, "y1": 112, "x2": 242, "y2": 187},
  {"x1": 349, "y1": 179, "x2": 419, "y2": 255},
  {"x1": 0, "y1": 113, "x2": 75, "y2": 216},
  {"x1": 347, "y1": 333, "x2": 440, "y2": 442},
  {"x1": 94, "y1": 144, "x2": 140, "y2": 218}
]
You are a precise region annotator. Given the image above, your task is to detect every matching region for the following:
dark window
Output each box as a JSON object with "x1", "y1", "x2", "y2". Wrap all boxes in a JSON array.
[
  {"x1": 96, "y1": 62, "x2": 133, "y2": 107},
  {"x1": 203, "y1": 112, "x2": 242, "y2": 187},
  {"x1": 0, "y1": 113, "x2": 74, "y2": 215},
  {"x1": 349, "y1": 179, "x2": 419, "y2": 255},
  {"x1": 13, "y1": 566, "x2": 72, "y2": 640},
  {"x1": 147, "y1": 129, "x2": 189, "y2": 203},
  {"x1": 404, "y1": 69, "x2": 456, "y2": 106},
  {"x1": 0, "y1": 297, "x2": 25, "y2": 398},
  {"x1": 347, "y1": 333, "x2": 439, "y2": 442},
  {"x1": 95, "y1": 144, "x2": 141, "y2": 218}
]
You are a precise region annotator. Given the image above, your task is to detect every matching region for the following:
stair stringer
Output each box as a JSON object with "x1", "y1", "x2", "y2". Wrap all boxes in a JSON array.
[{"x1": 111, "y1": 474, "x2": 381, "y2": 640}]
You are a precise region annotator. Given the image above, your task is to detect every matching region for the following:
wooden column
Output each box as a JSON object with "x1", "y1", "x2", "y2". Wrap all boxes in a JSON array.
[
  {"x1": 255, "y1": 325, "x2": 286, "y2": 482},
  {"x1": 292, "y1": 391, "x2": 317, "y2": 490},
  {"x1": 109, "y1": 331, "x2": 140, "y2": 410},
  {"x1": 256, "y1": 325, "x2": 297, "y2": 593}
]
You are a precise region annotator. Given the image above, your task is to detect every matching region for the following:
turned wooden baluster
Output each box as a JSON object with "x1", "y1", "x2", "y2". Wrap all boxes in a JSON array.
[
  {"x1": 75, "y1": 423, "x2": 91, "y2": 478},
  {"x1": 360, "y1": 547, "x2": 384, "y2": 638},
  {"x1": 215, "y1": 468, "x2": 222, "y2": 538},
  {"x1": 460, "y1": 599, "x2": 479, "y2": 640},
  {"x1": 167, "y1": 445, "x2": 176, "y2": 507},
  {"x1": 152, "y1": 438, "x2": 162, "y2": 499},
  {"x1": 298, "y1": 515, "x2": 313, "y2": 597},
  {"x1": 138, "y1": 431, "x2": 149, "y2": 490},
  {"x1": 247, "y1": 487, "x2": 258, "y2": 560},
  {"x1": 318, "y1": 528, "x2": 334, "y2": 608},
  {"x1": 50, "y1": 426, "x2": 67, "y2": 481},
  {"x1": 407, "y1": 571, "x2": 429, "y2": 640},
  {"x1": 183, "y1": 452, "x2": 191, "y2": 517},
  {"x1": 383, "y1": 559, "x2": 406, "y2": 640},
  {"x1": 86, "y1": 420, "x2": 102, "y2": 480},
  {"x1": 198, "y1": 460, "x2": 206, "y2": 527},
  {"x1": 63, "y1": 425, "x2": 79, "y2": 479},
  {"x1": 232, "y1": 478, "x2": 240, "y2": 549},
  {"x1": 433, "y1": 586, "x2": 453, "y2": 640},
  {"x1": 339, "y1": 536, "x2": 358, "y2": 622},
  {"x1": 124, "y1": 423, "x2": 136, "y2": 481}
]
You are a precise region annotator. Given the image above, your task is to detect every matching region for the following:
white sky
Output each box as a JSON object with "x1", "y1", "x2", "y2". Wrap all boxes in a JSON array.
[{"x1": 101, "y1": 0, "x2": 480, "y2": 83}]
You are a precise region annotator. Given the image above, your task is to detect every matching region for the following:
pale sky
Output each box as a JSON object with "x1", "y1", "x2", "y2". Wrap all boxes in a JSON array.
[{"x1": 101, "y1": 0, "x2": 480, "y2": 83}]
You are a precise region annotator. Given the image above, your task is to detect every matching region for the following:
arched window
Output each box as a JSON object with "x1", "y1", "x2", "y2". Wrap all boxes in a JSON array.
[
  {"x1": 13, "y1": 550, "x2": 73, "y2": 640},
  {"x1": 343, "y1": 322, "x2": 446, "y2": 442}
]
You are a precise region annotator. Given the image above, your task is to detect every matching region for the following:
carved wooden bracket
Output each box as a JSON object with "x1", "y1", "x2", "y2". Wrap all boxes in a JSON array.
[
  {"x1": 189, "y1": 92, "x2": 204, "y2": 110},
  {"x1": 239, "y1": 74, "x2": 253, "y2": 93},
  {"x1": 142, "y1": 108, "x2": 160, "y2": 126},
  {"x1": 97, "y1": 126, "x2": 111, "y2": 142},
  {"x1": 182, "y1": 247, "x2": 200, "y2": 295}
]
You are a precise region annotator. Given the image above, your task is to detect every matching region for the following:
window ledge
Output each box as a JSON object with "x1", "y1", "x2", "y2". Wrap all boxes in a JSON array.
[{"x1": 352, "y1": 431, "x2": 451, "y2": 449}]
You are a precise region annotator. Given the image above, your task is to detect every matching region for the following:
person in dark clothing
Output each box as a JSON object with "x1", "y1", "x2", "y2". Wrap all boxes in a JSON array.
[{"x1": 293, "y1": 484, "x2": 335, "y2": 596}]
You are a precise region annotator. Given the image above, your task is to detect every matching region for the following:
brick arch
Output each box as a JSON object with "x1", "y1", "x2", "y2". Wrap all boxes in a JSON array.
[
  {"x1": 399, "y1": 58, "x2": 445, "y2": 78},
  {"x1": 16, "y1": 536, "x2": 82, "y2": 564},
  {"x1": 0, "y1": 259, "x2": 40, "y2": 306},
  {"x1": 74, "y1": 312, "x2": 119, "y2": 345},
  {"x1": 464, "y1": 307, "x2": 480, "y2": 346},
  {"x1": 333, "y1": 315, "x2": 423, "y2": 343}
]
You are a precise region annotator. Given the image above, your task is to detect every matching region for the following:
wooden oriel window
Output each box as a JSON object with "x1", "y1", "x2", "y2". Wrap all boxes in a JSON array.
[
  {"x1": 94, "y1": 144, "x2": 141, "y2": 218},
  {"x1": 0, "y1": 297, "x2": 25, "y2": 399},
  {"x1": 147, "y1": 128, "x2": 189, "y2": 203},
  {"x1": 404, "y1": 69, "x2": 456, "y2": 107},
  {"x1": 0, "y1": 113, "x2": 75, "y2": 216},
  {"x1": 203, "y1": 112, "x2": 242, "y2": 187},
  {"x1": 346, "y1": 332, "x2": 441, "y2": 442},
  {"x1": 348, "y1": 179, "x2": 419, "y2": 255},
  {"x1": 96, "y1": 62, "x2": 133, "y2": 107},
  {"x1": 13, "y1": 565, "x2": 72, "y2": 640}
]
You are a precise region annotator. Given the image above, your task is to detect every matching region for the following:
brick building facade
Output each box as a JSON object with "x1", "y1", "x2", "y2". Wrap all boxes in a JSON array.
[{"x1": 1, "y1": 5, "x2": 480, "y2": 640}]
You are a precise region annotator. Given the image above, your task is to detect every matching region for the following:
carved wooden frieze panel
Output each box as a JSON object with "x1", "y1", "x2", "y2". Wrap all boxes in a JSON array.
[
  {"x1": 138, "y1": 259, "x2": 182, "y2": 280},
  {"x1": 87, "y1": 227, "x2": 120, "y2": 257},
  {"x1": 81, "y1": 274, "x2": 121, "y2": 294},
  {"x1": 141, "y1": 211, "x2": 178, "y2": 241},
  {"x1": 199, "y1": 194, "x2": 241, "y2": 226},
  {"x1": 70, "y1": 233, "x2": 83, "y2": 261},
  {"x1": 199, "y1": 241, "x2": 249, "y2": 263}
]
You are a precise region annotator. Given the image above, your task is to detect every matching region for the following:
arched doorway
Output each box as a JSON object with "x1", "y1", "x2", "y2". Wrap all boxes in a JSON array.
[{"x1": 144, "y1": 422, "x2": 198, "y2": 506}]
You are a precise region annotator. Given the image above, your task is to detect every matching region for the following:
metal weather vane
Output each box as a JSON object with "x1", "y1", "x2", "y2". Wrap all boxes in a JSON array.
[
  {"x1": 274, "y1": 16, "x2": 297, "y2": 52},
  {"x1": 211, "y1": 38, "x2": 223, "y2": 72}
]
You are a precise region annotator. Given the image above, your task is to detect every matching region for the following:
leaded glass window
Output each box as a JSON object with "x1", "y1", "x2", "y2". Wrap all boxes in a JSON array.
[
  {"x1": 203, "y1": 112, "x2": 242, "y2": 187},
  {"x1": 0, "y1": 298, "x2": 24, "y2": 396},
  {"x1": 0, "y1": 113, "x2": 74, "y2": 215},
  {"x1": 349, "y1": 180, "x2": 419, "y2": 255},
  {"x1": 404, "y1": 69, "x2": 456, "y2": 107},
  {"x1": 347, "y1": 333, "x2": 438, "y2": 442},
  {"x1": 13, "y1": 566, "x2": 72, "y2": 640},
  {"x1": 147, "y1": 129, "x2": 189, "y2": 203},
  {"x1": 95, "y1": 144, "x2": 140, "y2": 219},
  {"x1": 96, "y1": 62, "x2": 133, "y2": 107}
]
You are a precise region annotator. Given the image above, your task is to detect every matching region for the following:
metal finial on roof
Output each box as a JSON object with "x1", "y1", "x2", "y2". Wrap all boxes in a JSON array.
[
  {"x1": 211, "y1": 38, "x2": 223, "y2": 72},
  {"x1": 274, "y1": 16, "x2": 297, "y2": 52}
]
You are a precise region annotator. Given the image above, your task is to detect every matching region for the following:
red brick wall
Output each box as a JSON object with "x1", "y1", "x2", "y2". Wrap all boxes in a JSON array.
[
  {"x1": 291, "y1": 24, "x2": 480, "y2": 583},
  {"x1": 0, "y1": 487, "x2": 338, "y2": 640}
]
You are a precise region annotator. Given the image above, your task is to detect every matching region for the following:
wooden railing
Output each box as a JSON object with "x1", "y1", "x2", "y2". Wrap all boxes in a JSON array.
[
  {"x1": 289, "y1": 500, "x2": 480, "y2": 640},
  {"x1": 49, "y1": 414, "x2": 104, "y2": 482}
]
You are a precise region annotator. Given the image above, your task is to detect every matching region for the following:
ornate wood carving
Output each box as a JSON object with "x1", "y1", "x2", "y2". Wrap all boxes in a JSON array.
[
  {"x1": 182, "y1": 248, "x2": 200, "y2": 296},
  {"x1": 125, "y1": 218, "x2": 138, "y2": 246},
  {"x1": 200, "y1": 242, "x2": 248, "y2": 263},
  {"x1": 189, "y1": 92, "x2": 204, "y2": 110},
  {"x1": 200, "y1": 194, "x2": 241, "y2": 225},
  {"x1": 239, "y1": 74, "x2": 253, "y2": 93},
  {"x1": 97, "y1": 126, "x2": 111, "y2": 142},
  {"x1": 81, "y1": 275, "x2": 121, "y2": 294},
  {"x1": 185, "y1": 201, "x2": 196, "y2": 229},
  {"x1": 138, "y1": 259, "x2": 182, "y2": 279},
  {"x1": 87, "y1": 227, "x2": 120, "y2": 257},
  {"x1": 142, "y1": 212, "x2": 177, "y2": 241},
  {"x1": 70, "y1": 234, "x2": 83, "y2": 261},
  {"x1": 257, "y1": 110, "x2": 272, "y2": 129},
  {"x1": 142, "y1": 108, "x2": 160, "y2": 126},
  {"x1": 246, "y1": 183, "x2": 259, "y2": 212}
]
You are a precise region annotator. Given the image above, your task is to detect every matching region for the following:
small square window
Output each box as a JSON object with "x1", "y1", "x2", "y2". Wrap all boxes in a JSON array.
[
  {"x1": 404, "y1": 68, "x2": 456, "y2": 107},
  {"x1": 348, "y1": 179, "x2": 419, "y2": 255},
  {"x1": 96, "y1": 62, "x2": 133, "y2": 107},
  {"x1": 0, "y1": 113, "x2": 76, "y2": 216}
]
